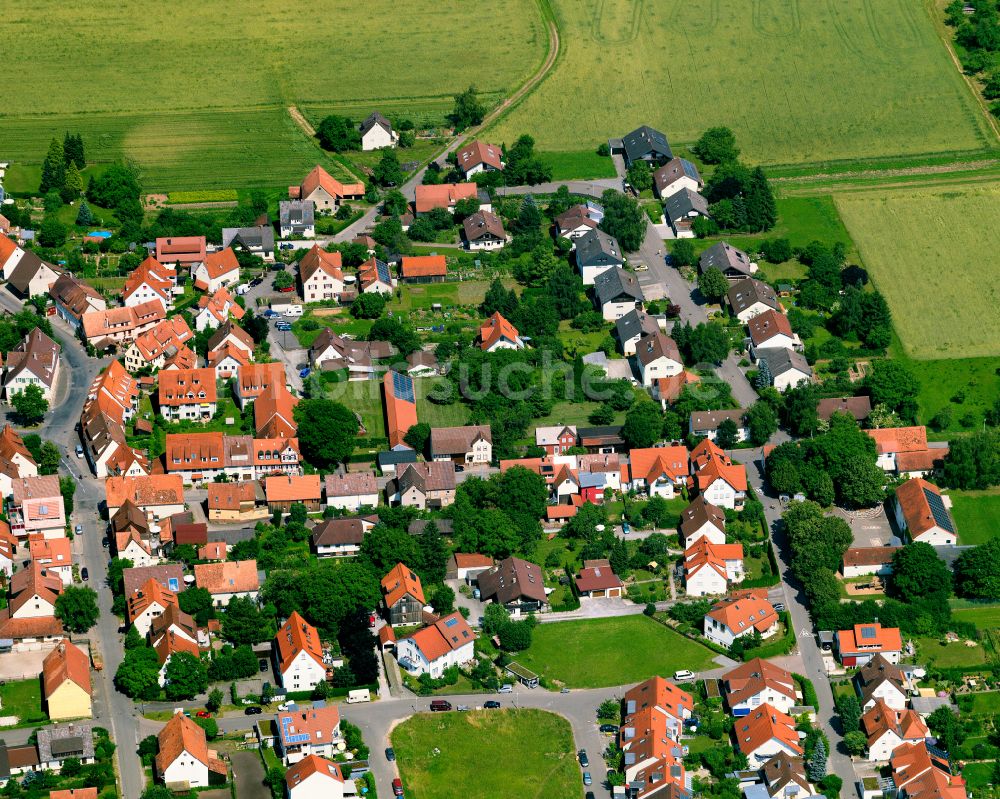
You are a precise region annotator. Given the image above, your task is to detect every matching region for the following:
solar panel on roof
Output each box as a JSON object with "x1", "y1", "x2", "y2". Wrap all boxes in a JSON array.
[
  {"x1": 392, "y1": 371, "x2": 415, "y2": 404},
  {"x1": 281, "y1": 715, "x2": 311, "y2": 744},
  {"x1": 375, "y1": 260, "x2": 391, "y2": 283},
  {"x1": 681, "y1": 159, "x2": 700, "y2": 180},
  {"x1": 444, "y1": 617, "x2": 458, "y2": 627},
  {"x1": 923, "y1": 488, "x2": 956, "y2": 533},
  {"x1": 861, "y1": 626, "x2": 876, "y2": 640}
]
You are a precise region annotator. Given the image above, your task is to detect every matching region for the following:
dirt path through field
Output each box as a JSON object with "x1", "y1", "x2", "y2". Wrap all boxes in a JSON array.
[{"x1": 287, "y1": 105, "x2": 316, "y2": 137}]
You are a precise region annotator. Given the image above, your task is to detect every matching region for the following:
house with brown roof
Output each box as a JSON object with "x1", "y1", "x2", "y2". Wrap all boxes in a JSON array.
[
  {"x1": 105, "y1": 474, "x2": 184, "y2": 519},
  {"x1": 863, "y1": 699, "x2": 929, "y2": 761},
  {"x1": 399, "y1": 255, "x2": 447, "y2": 283},
  {"x1": 837, "y1": 623, "x2": 903, "y2": 667},
  {"x1": 748, "y1": 310, "x2": 799, "y2": 354},
  {"x1": 194, "y1": 560, "x2": 260, "y2": 607},
  {"x1": 759, "y1": 752, "x2": 814, "y2": 799},
  {"x1": 678, "y1": 496, "x2": 727, "y2": 548},
  {"x1": 653, "y1": 157, "x2": 703, "y2": 200},
  {"x1": 50, "y1": 273, "x2": 106, "y2": 332},
  {"x1": 727, "y1": 278, "x2": 781, "y2": 323},
  {"x1": 42, "y1": 639, "x2": 92, "y2": 720},
  {"x1": 284, "y1": 755, "x2": 350, "y2": 799},
  {"x1": 122, "y1": 563, "x2": 185, "y2": 598},
  {"x1": 446, "y1": 553, "x2": 495, "y2": 582},
  {"x1": 290, "y1": 166, "x2": 364, "y2": 212},
  {"x1": 689, "y1": 409, "x2": 749, "y2": 443},
  {"x1": 430, "y1": 424, "x2": 492, "y2": 466},
  {"x1": 894, "y1": 478, "x2": 957, "y2": 546},
  {"x1": 387, "y1": 461, "x2": 457, "y2": 509},
  {"x1": 194, "y1": 285, "x2": 245, "y2": 332},
  {"x1": 158, "y1": 368, "x2": 218, "y2": 422},
  {"x1": 462, "y1": 210, "x2": 508, "y2": 251},
  {"x1": 396, "y1": 612, "x2": 476, "y2": 677},
  {"x1": 275, "y1": 611, "x2": 327, "y2": 691},
  {"x1": 381, "y1": 562, "x2": 425, "y2": 626},
  {"x1": 733, "y1": 703, "x2": 802, "y2": 767},
  {"x1": 324, "y1": 471, "x2": 378, "y2": 512},
  {"x1": 266, "y1": 474, "x2": 322, "y2": 514},
  {"x1": 842, "y1": 546, "x2": 901, "y2": 579},
  {"x1": 156, "y1": 711, "x2": 227, "y2": 788},
  {"x1": 299, "y1": 246, "x2": 344, "y2": 302},
  {"x1": 477, "y1": 556, "x2": 548, "y2": 616},
  {"x1": 7, "y1": 252, "x2": 62, "y2": 300},
  {"x1": 636, "y1": 332, "x2": 683, "y2": 387},
  {"x1": 722, "y1": 658, "x2": 799, "y2": 716},
  {"x1": 456, "y1": 140, "x2": 504, "y2": 177},
  {"x1": 123, "y1": 316, "x2": 194, "y2": 373},
  {"x1": 311, "y1": 516, "x2": 377, "y2": 558},
  {"x1": 575, "y1": 558, "x2": 623, "y2": 598},
  {"x1": 4, "y1": 328, "x2": 61, "y2": 402},
  {"x1": 854, "y1": 653, "x2": 911, "y2": 711},
  {"x1": 817, "y1": 396, "x2": 872, "y2": 424},
  {"x1": 555, "y1": 203, "x2": 602, "y2": 240},
  {"x1": 155, "y1": 237, "x2": 207, "y2": 268},
  {"x1": 275, "y1": 704, "x2": 343, "y2": 764},
  {"x1": 704, "y1": 589, "x2": 779, "y2": 648},
  {"x1": 206, "y1": 481, "x2": 266, "y2": 522}
]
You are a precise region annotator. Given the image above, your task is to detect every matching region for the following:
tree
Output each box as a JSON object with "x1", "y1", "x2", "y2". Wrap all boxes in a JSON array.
[
  {"x1": 716, "y1": 418, "x2": 740, "y2": 450},
  {"x1": 221, "y1": 595, "x2": 273, "y2": 645},
  {"x1": 351, "y1": 292, "x2": 386, "y2": 319},
  {"x1": 63, "y1": 132, "x2": 85, "y2": 169},
  {"x1": 744, "y1": 167, "x2": 777, "y2": 232},
  {"x1": 178, "y1": 587, "x2": 214, "y2": 624},
  {"x1": 954, "y1": 538, "x2": 1000, "y2": 599},
  {"x1": 360, "y1": 524, "x2": 418, "y2": 575},
  {"x1": 623, "y1": 401, "x2": 663, "y2": 448},
  {"x1": 62, "y1": 162, "x2": 84, "y2": 203},
  {"x1": 403, "y1": 422, "x2": 431, "y2": 455},
  {"x1": 864, "y1": 360, "x2": 920, "y2": 421},
  {"x1": 693, "y1": 127, "x2": 740, "y2": 164},
  {"x1": 698, "y1": 267, "x2": 729, "y2": 302},
  {"x1": 40, "y1": 138, "x2": 66, "y2": 193},
  {"x1": 55, "y1": 586, "x2": 99, "y2": 632},
  {"x1": 890, "y1": 543, "x2": 952, "y2": 604},
  {"x1": 61, "y1": 476, "x2": 76, "y2": 517},
  {"x1": 746, "y1": 402, "x2": 778, "y2": 446},
  {"x1": 368, "y1": 317, "x2": 421, "y2": 354},
  {"x1": 206, "y1": 688, "x2": 224, "y2": 713},
  {"x1": 835, "y1": 694, "x2": 862, "y2": 733},
  {"x1": 609, "y1": 538, "x2": 629, "y2": 576},
  {"x1": 75, "y1": 200, "x2": 96, "y2": 226},
  {"x1": 498, "y1": 618, "x2": 534, "y2": 651},
  {"x1": 372, "y1": 148, "x2": 403, "y2": 187},
  {"x1": 503, "y1": 135, "x2": 552, "y2": 186},
  {"x1": 784, "y1": 501, "x2": 853, "y2": 583},
  {"x1": 625, "y1": 162, "x2": 652, "y2": 193},
  {"x1": 754, "y1": 358, "x2": 773, "y2": 390},
  {"x1": 124, "y1": 626, "x2": 145, "y2": 650},
  {"x1": 927, "y1": 706, "x2": 966, "y2": 754},
  {"x1": 383, "y1": 190, "x2": 408, "y2": 217},
  {"x1": 843, "y1": 731, "x2": 867, "y2": 757},
  {"x1": 686, "y1": 323, "x2": 730, "y2": 365},
  {"x1": 430, "y1": 584, "x2": 455, "y2": 615},
  {"x1": 450, "y1": 86, "x2": 486, "y2": 131},
  {"x1": 114, "y1": 646, "x2": 161, "y2": 700},
  {"x1": 164, "y1": 651, "x2": 208, "y2": 700},
  {"x1": 193, "y1": 716, "x2": 218, "y2": 740},
  {"x1": 760, "y1": 238, "x2": 792, "y2": 263},
  {"x1": 671, "y1": 239, "x2": 696, "y2": 267},
  {"x1": 599, "y1": 190, "x2": 646, "y2": 250},
  {"x1": 481, "y1": 277, "x2": 519, "y2": 318},
  {"x1": 273, "y1": 271, "x2": 294, "y2": 291},
  {"x1": 293, "y1": 399, "x2": 358, "y2": 469},
  {"x1": 38, "y1": 441, "x2": 61, "y2": 475},
  {"x1": 807, "y1": 738, "x2": 827, "y2": 782},
  {"x1": 87, "y1": 161, "x2": 142, "y2": 212},
  {"x1": 417, "y1": 521, "x2": 449, "y2": 583},
  {"x1": 38, "y1": 217, "x2": 67, "y2": 247},
  {"x1": 316, "y1": 115, "x2": 361, "y2": 152}
]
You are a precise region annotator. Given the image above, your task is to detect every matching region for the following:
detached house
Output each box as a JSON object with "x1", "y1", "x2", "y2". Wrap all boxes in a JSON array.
[
  {"x1": 279, "y1": 200, "x2": 315, "y2": 239},
  {"x1": 462, "y1": 210, "x2": 508, "y2": 250},
  {"x1": 653, "y1": 157, "x2": 703, "y2": 200},
  {"x1": 222, "y1": 225, "x2": 275, "y2": 262},
  {"x1": 575, "y1": 228, "x2": 623, "y2": 285},
  {"x1": 8, "y1": 252, "x2": 62, "y2": 299},
  {"x1": 749, "y1": 310, "x2": 799, "y2": 354},
  {"x1": 299, "y1": 245, "x2": 344, "y2": 303},
  {"x1": 663, "y1": 188, "x2": 710, "y2": 239},
  {"x1": 127, "y1": 578, "x2": 179, "y2": 638},
  {"x1": 479, "y1": 312, "x2": 524, "y2": 352},
  {"x1": 194, "y1": 560, "x2": 261, "y2": 607},
  {"x1": 50, "y1": 273, "x2": 106, "y2": 332},
  {"x1": 291, "y1": 166, "x2": 364, "y2": 213},
  {"x1": 862, "y1": 700, "x2": 928, "y2": 761},
  {"x1": 575, "y1": 558, "x2": 623, "y2": 598},
  {"x1": 615, "y1": 125, "x2": 673, "y2": 166},
  {"x1": 684, "y1": 538, "x2": 745, "y2": 596},
  {"x1": 194, "y1": 286, "x2": 245, "y2": 332},
  {"x1": 678, "y1": 496, "x2": 727, "y2": 547},
  {"x1": 733, "y1": 704, "x2": 802, "y2": 767},
  {"x1": 387, "y1": 461, "x2": 456, "y2": 509},
  {"x1": 595, "y1": 266, "x2": 644, "y2": 321},
  {"x1": 477, "y1": 556, "x2": 547, "y2": 616},
  {"x1": 894, "y1": 478, "x2": 956, "y2": 546},
  {"x1": 275, "y1": 611, "x2": 327, "y2": 691},
  {"x1": 759, "y1": 753, "x2": 815, "y2": 799},
  {"x1": 4, "y1": 328, "x2": 60, "y2": 402},
  {"x1": 890, "y1": 742, "x2": 966, "y2": 799},
  {"x1": 855, "y1": 654, "x2": 911, "y2": 712},
  {"x1": 285, "y1": 755, "x2": 350, "y2": 799},
  {"x1": 414, "y1": 183, "x2": 479, "y2": 214},
  {"x1": 836, "y1": 623, "x2": 903, "y2": 667},
  {"x1": 456, "y1": 140, "x2": 504, "y2": 177},
  {"x1": 156, "y1": 712, "x2": 226, "y2": 788},
  {"x1": 867, "y1": 426, "x2": 945, "y2": 477},
  {"x1": 689, "y1": 409, "x2": 748, "y2": 443},
  {"x1": 42, "y1": 639, "x2": 92, "y2": 720},
  {"x1": 691, "y1": 439, "x2": 747, "y2": 510},
  {"x1": 123, "y1": 256, "x2": 174, "y2": 310},
  {"x1": 0, "y1": 233, "x2": 26, "y2": 280},
  {"x1": 722, "y1": 658, "x2": 799, "y2": 716},
  {"x1": 636, "y1": 332, "x2": 683, "y2": 387},
  {"x1": 397, "y1": 612, "x2": 476, "y2": 677},
  {"x1": 728, "y1": 278, "x2": 781, "y2": 323},
  {"x1": 704, "y1": 589, "x2": 779, "y2": 648},
  {"x1": 555, "y1": 202, "x2": 603, "y2": 240},
  {"x1": 311, "y1": 516, "x2": 376, "y2": 558},
  {"x1": 359, "y1": 112, "x2": 398, "y2": 150},
  {"x1": 430, "y1": 425, "x2": 492, "y2": 466},
  {"x1": 381, "y1": 562, "x2": 426, "y2": 626},
  {"x1": 755, "y1": 348, "x2": 813, "y2": 393},
  {"x1": 616, "y1": 310, "x2": 660, "y2": 357},
  {"x1": 193, "y1": 248, "x2": 240, "y2": 293},
  {"x1": 275, "y1": 705, "x2": 343, "y2": 764},
  {"x1": 700, "y1": 242, "x2": 755, "y2": 280},
  {"x1": 324, "y1": 471, "x2": 378, "y2": 512},
  {"x1": 158, "y1": 368, "x2": 217, "y2": 422},
  {"x1": 535, "y1": 425, "x2": 577, "y2": 456},
  {"x1": 358, "y1": 257, "x2": 393, "y2": 295},
  {"x1": 155, "y1": 237, "x2": 206, "y2": 268},
  {"x1": 628, "y1": 446, "x2": 688, "y2": 499}
]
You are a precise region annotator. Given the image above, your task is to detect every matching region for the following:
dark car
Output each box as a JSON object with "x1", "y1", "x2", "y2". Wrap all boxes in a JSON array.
[
  {"x1": 81, "y1": 567, "x2": 89, "y2": 581},
  {"x1": 586, "y1": 793, "x2": 596, "y2": 799},
  {"x1": 244, "y1": 706, "x2": 262, "y2": 716},
  {"x1": 599, "y1": 724, "x2": 619, "y2": 734},
  {"x1": 578, "y1": 750, "x2": 589, "y2": 768},
  {"x1": 429, "y1": 700, "x2": 452, "y2": 712},
  {"x1": 101, "y1": 538, "x2": 109, "y2": 548},
  {"x1": 385, "y1": 747, "x2": 395, "y2": 761},
  {"x1": 483, "y1": 700, "x2": 501, "y2": 709},
  {"x1": 259, "y1": 659, "x2": 268, "y2": 673}
]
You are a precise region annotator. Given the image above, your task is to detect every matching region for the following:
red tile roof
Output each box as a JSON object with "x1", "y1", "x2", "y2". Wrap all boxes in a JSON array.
[
  {"x1": 837, "y1": 622, "x2": 902, "y2": 656},
  {"x1": 400, "y1": 255, "x2": 447, "y2": 278},
  {"x1": 414, "y1": 183, "x2": 478, "y2": 213},
  {"x1": 42, "y1": 639, "x2": 91, "y2": 697},
  {"x1": 382, "y1": 562, "x2": 425, "y2": 607}
]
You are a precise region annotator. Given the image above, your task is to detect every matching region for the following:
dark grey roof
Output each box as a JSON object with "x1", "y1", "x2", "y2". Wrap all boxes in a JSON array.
[
  {"x1": 8, "y1": 251, "x2": 60, "y2": 296},
  {"x1": 360, "y1": 112, "x2": 393, "y2": 136},
  {"x1": 377, "y1": 448, "x2": 417, "y2": 468},
  {"x1": 727, "y1": 278, "x2": 780, "y2": 316},
  {"x1": 222, "y1": 225, "x2": 275, "y2": 252},
  {"x1": 594, "y1": 267, "x2": 644, "y2": 306},
  {"x1": 756, "y1": 347, "x2": 812, "y2": 379},
  {"x1": 621, "y1": 125, "x2": 672, "y2": 164},
  {"x1": 36, "y1": 722, "x2": 94, "y2": 762},
  {"x1": 577, "y1": 425, "x2": 624, "y2": 443},
  {"x1": 663, "y1": 188, "x2": 710, "y2": 223},
  {"x1": 575, "y1": 228, "x2": 623, "y2": 269},
  {"x1": 615, "y1": 310, "x2": 659, "y2": 344},
  {"x1": 279, "y1": 200, "x2": 315, "y2": 229},
  {"x1": 699, "y1": 241, "x2": 753, "y2": 277}
]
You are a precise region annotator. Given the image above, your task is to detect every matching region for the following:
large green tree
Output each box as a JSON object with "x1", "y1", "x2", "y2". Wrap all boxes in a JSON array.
[
  {"x1": 623, "y1": 401, "x2": 663, "y2": 448},
  {"x1": 55, "y1": 586, "x2": 100, "y2": 632},
  {"x1": 293, "y1": 399, "x2": 358, "y2": 469},
  {"x1": 221, "y1": 595, "x2": 274, "y2": 646},
  {"x1": 698, "y1": 267, "x2": 729, "y2": 302},
  {"x1": 890, "y1": 543, "x2": 952, "y2": 604},
  {"x1": 39, "y1": 138, "x2": 66, "y2": 193},
  {"x1": 693, "y1": 127, "x2": 740, "y2": 164},
  {"x1": 316, "y1": 115, "x2": 361, "y2": 151},
  {"x1": 598, "y1": 189, "x2": 646, "y2": 250},
  {"x1": 164, "y1": 651, "x2": 209, "y2": 701},
  {"x1": 784, "y1": 501, "x2": 853, "y2": 583},
  {"x1": 450, "y1": 86, "x2": 486, "y2": 131},
  {"x1": 114, "y1": 646, "x2": 161, "y2": 700},
  {"x1": 954, "y1": 538, "x2": 1000, "y2": 599}
]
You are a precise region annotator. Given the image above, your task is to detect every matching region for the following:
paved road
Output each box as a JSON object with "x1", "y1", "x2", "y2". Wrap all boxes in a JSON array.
[{"x1": 496, "y1": 179, "x2": 621, "y2": 198}]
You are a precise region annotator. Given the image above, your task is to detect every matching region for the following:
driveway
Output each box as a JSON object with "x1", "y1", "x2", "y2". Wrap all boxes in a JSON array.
[{"x1": 231, "y1": 750, "x2": 269, "y2": 799}]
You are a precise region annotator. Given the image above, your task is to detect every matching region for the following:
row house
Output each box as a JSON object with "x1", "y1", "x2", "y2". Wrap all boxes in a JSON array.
[
  {"x1": 0, "y1": 424, "x2": 38, "y2": 499},
  {"x1": 158, "y1": 368, "x2": 218, "y2": 421},
  {"x1": 9, "y1": 475, "x2": 65, "y2": 539},
  {"x1": 110, "y1": 500, "x2": 165, "y2": 568},
  {"x1": 236, "y1": 362, "x2": 287, "y2": 408},
  {"x1": 80, "y1": 401, "x2": 149, "y2": 479},
  {"x1": 28, "y1": 536, "x2": 73, "y2": 585},
  {"x1": 691, "y1": 439, "x2": 747, "y2": 510},
  {"x1": 254, "y1": 382, "x2": 298, "y2": 438},
  {"x1": 105, "y1": 474, "x2": 184, "y2": 519},
  {"x1": 82, "y1": 300, "x2": 165, "y2": 350},
  {"x1": 123, "y1": 316, "x2": 195, "y2": 373},
  {"x1": 206, "y1": 481, "x2": 267, "y2": 523},
  {"x1": 207, "y1": 321, "x2": 255, "y2": 380},
  {"x1": 164, "y1": 433, "x2": 301, "y2": 483},
  {"x1": 620, "y1": 675, "x2": 693, "y2": 799}
]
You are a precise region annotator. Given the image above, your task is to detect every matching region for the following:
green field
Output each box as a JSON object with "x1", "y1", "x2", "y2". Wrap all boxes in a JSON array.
[
  {"x1": 0, "y1": 679, "x2": 46, "y2": 724},
  {"x1": 836, "y1": 184, "x2": 1000, "y2": 360},
  {"x1": 519, "y1": 616, "x2": 718, "y2": 688},
  {"x1": 490, "y1": 0, "x2": 995, "y2": 167},
  {"x1": 968, "y1": 691, "x2": 1000, "y2": 714},
  {"x1": 1, "y1": 0, "x2": 547, "y2": 191},
  {"x1": 391, "y1": 709, "x2": 580, "y2": 799},
  {"x1": 962, "y1": 761, "x2": 996, "y2": 790},
  {"x1": 953, "y1": 604, "x2": 1000, "y2": 630},
  {"x1": 915, "y1": 636, "x2": 990, "y2": 668},
  {"x1": 950, "y1": 490, "x2": 1000, "y2": 546}
]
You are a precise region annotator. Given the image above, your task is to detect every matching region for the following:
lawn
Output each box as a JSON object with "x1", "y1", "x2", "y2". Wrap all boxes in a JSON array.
[
  {"x1": 962, "y1": 761, "x2": 996, "y2": 790},
  {"x1": 541, "y1": 150, "x2": 619, "y2": 181},
  {"x1": 0, "y1": 679, "x2": 46, "y2": 724},
  {"x1": 489, "y1": 0, "x2": 995, "y2": 167},
  {"x1": 518, "y1": 616, "x2": 718, "y2": 688},
  {"x1": 1, "y1": 0, "x2": 547, "y2": 191},
  {"x1": 835, "y1": 183, "x2": 1000, "y2": 360},
  {"x1": 969, "y1": 691, "x2": 1000, "y2": 715},
  {"x1": 950, "y1": 490, "x2": 1000, "y2": 546},
  {"x1": 915, "y1": 636, "x2": 990, "y2": 668},
  {"x1": 391, "y1": 709, "x2": 580, "y2": 799}
]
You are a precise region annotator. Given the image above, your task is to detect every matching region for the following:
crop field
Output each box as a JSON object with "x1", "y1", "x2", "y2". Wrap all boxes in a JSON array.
[
  {"x1": 490, "y1": 0, "x2": 995, "y2": 167},
  {"x1": 0, "y1": 0, "x2": 546, "y2": 191},
  {"x1": 835, "y1": 184, "x2": 1000, "y2": 360}
]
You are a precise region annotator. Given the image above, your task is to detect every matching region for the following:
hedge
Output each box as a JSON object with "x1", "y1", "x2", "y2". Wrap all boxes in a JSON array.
[
  {"x1": 794, "y1": 673, "x2": 820, "y2": 709},
  {"x1": 743, "y1": 613, "x2": 797, "y2": 661}
]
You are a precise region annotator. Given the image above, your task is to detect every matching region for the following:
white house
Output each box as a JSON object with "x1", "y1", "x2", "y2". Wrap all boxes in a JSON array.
[
  {"x1": 575, "y1": 228, "x2": 623, "y2": 285},
  {"x1": 279, "y1": 200, "x2": 315, "y2": 239},
  {"x1": 734, "y1": 704, "x2": 803, "y2": 767},
  {"x1": 627, "y1": 446, "x2": 688, "y2": 500},
  {"x1": 276, "y1": 706, "x2": 343, "y2": 764},
  {"x1": 285, "y1": 755, "x2": 351, "y2": 799},
  {"x1": 678, "y1": 496, "x2": 727, "y2": 548},
  {"x1": 728, "y1": 278, "x2": 781, "y2": 323},
  {"x1": 594, "y1": 267, "x2": 643, "y2": 322},
  {"x1": 855, "y1": 654, "x2": 910, "y2": 711},
  {"x1": 0, "y1": 234, "x2": 26, "y2": 280},
  {"x1": 893, "y1": 478, "x2": 957, "y2": 546},
  {"x1": 636, "y1": 332, "x2": 683, "y2": 387},
  {"x1": 704, "y1": 590, "x2": 779, "y2": 648},
  {"x1": 275, "y1": 611, "x2": 328, "y2": 692},
  {"x1": 359, "y1": 112, "x2": 397, "y2": 151},
  {"x1": 684, "y1": 539, "x2": 744, "y2": 597},
  {"x1": 311, "y1": 517, "x2": 376, "y2": 558},
  {"x1": 863, "y1": 701, "x2": 929, "y2": 762},
  {"x1": 653, "y1": 157, "x2": 703, "y2": 200},
  {"x1": 756, "y1": 348, "x2": 812, "y2": 393},
  {"x1": 127, "y1": 578, "x2": 177, "y2": 638},
  {"x1": 299, "y1": 246, "x2": 344, "y2": 303},
  {"x1": 691, "y1": 440, "x2": 747, "y2": 511},
  {"x1": 395, "y1": 612, "x2": 476, "y2": 678},
  {"x1": 748, "y1": 310, "x2": 799, "y2": 354},
  {"x1": 156, "y1": 713, "x2": 226, "y2": 788},
  {"x1": 193, "y1": 248, "x2": 240, "y2": 294},
  {"x1": 4, "y1": 328, "x2": 61, "y2": 402},
  {"x1": 324, "y1": 471, "x2": 379, "y2": 512},
  {"x1": 193, "y1": 560, "x2": 260, "y2": 608},
  {"x1": 836, "y1": 623, "x2": 903, "y2": 668},
  {"x1": 689, "y1": 409, "x2": 749, "y2": 443},
  {"x1": 722, "y1": 658, "x2": 799, "y2": 716}
]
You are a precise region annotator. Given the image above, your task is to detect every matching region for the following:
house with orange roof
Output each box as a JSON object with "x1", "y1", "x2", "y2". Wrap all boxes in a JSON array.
[
  {"x1": 50, "y1": 273, "x2": 107, "y2": 332},
  {"x1": 865, "y1": 426, "x2": 946, "y2": 477},
  {"x1": 254, "y1": 382, "x2": 299, "y2": 439},
  {"x1": 836, "y1": 622, "x2": 902, "y2": 667},
  {"x1": 890, "y1": 742, "x2": 966, "y2": 799},
  {"x1": 194, "y1": 285, "x2": 245, "y2": 332},
  {"x1": 383, "y1": 370, "x2": 418, "y2": 448},
  {"x1": 123, "y1": 316, "x2": 194, "y2": 373},
  {"x1": 0, "y1": 233, "x2": 26, "y2": 280},
  {"x1": 358, "y1": 256, "x2": 394, "y2": 295},
  {"x1": 127, "y1": 577, "x2": 179, "y2": 637},
  {"x1": 722, "y1": 658, "x2": 799, "y2": 716},
  {"x1": 0, "y1": 423, "x2": 38, "y2": 498},
  {"x1": 81, "y1": 300, "x2": 166, "y2": 349},
  {"x1": 290, "y1": 166, "x2": 364, "y2": 212},
  {"x1": 862, "y1": 699, "x2": 928, "y2": 761},
  {"x1": 690, "y1": 439, "x2": 747, "y2": 510},
  {"x1": 154, "y1": 627, "x2": 202, "y2": 687},
  {"x1": 155, "y1": 711, "x2": 227, "y2": 787},
  {"x1": 10, "y1": 475, "x2": 65, "y2": 538},
  {"x1": 50, "y1": 789, "x2": 99, "y2": 799},
  {"x1": 396, "y1": 612, "x2": 475, "y2": 678},
  {"x1": 298, "y1": 246, "x2": 344, "y2": 302},
  {"x1": 105, "y1": 474, "x2": 184, "y2": 519},
  {"x1": 0, "y1": 522, "x2": 17, "y2": 577},
  {"x1": 704, "y1": 589, "x2": 779, "y2": 647},
  {"x1": 446, "y1": 553, "x2": 495, "y2": 582},
  {"x1": 265, "y1": 474, "x2": 321, "y2": 514},
  {"x1": 28, "y1": 536, "x2": 73, "y2": 585},
  {"x1": 85, "y1": 361, "x2": 139, "y2": 423},
  {"x1": 155, "y1": 236, "x2": 206, "y2": 268},
  {"x1": 627, "y1": 446, "x2": 687, "y2": 499},
  {"x1": 893, "y1": 478, "x2": 957, "y2": 546},
  {"x1": 158, "y1": 368, "x2": 218, "y2": 422},
  {"x1": 42, "y1": 639, "x2": 92, "y2": 720},
  {"x1": 284, "y1": 754, "x2": 350, "y2": 799},
  {"x1": 621, "y1": 675, "x2": 693, "y2": 798},
  {"x1": 206, "y1": 342, "x2": 251, "y2": 381},
  {"x1": 733, "y1": 703, "x2": 803, "y2": 766},
  {"x1": 206, "y1": 481, "x2": 266, "y2": 522},
  {"x1": 455, "y1": 140, "x2": 504, "y2": 177},
  {"x1": 414, "y1": 182, "x2": 480, "y2": 215},
  {"x1": 150, "y1": 604, "x2": 199, "y2": 653},
  {"x1": 275, "y1": 704, "x2": 343, "y2": 764},
  {"x1": 194, "y1": 560, "x2": 260, "y2": 607},
  {"x1": 164, "y1": 432, "x2": 226, "y2": 482},
  {"x1": 7, "y1": 562, "x2": 63, "y2": 620},
  {"x1": 275, "y1": 611, "x2": 327, "y2": 691},
  {"x1": 684, "y1": 538, "x2": 744, "y2": 596},
  {"x1": 123, "y1": 255, "x2": 175, "y2": 310},
  {"x1": 479, "y1": 312, "x2": 524, "y2": 352},
  {"x1": 80, "y1": 398, "x2": 150, "y2": 480},
  {"x1": 235, "y1": 362, "x2": 286, "y2": 408},
  {"x1": 381, "y1": 562, "x2": 425, "y2": 626},
  {"x1": 399, "y1": 254, "x2": 447, "y2": 284}
]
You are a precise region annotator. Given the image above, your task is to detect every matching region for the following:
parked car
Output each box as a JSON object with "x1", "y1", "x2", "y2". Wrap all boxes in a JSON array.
[
  {"x1": 275, "y1": 323, "x2": 293, "y2": 331},
  {"x1": 621, "y1": 521, "x2": 630, "y2": 534},
  {"x1": 583, "y1": 772, "x2": 592, "y2": 786},
  {"x1": 81, "y1": 567, "x2": 89, "y2": 581},
  {"x1": 299, "y1": 368, "x2": 311, "y2": 378},
  {"x1": 74, "y1": 524, "x2": 83, "y2": 535},
  {"x1": 101, "y1": 538, "x2": 109, "y2": 548},
  {"x1": 634, "y1": 262, "x2": 649, "y2": 271},
  {"x1": 773, "y1": 602, "x2": 785, "y2": 612},
  {"x1": 385, "y1": 747, "x2": 395, "y2": 761},
  {"x1": 456, "y1": 704, "x2": 470, "y2": 712},
  {"x1": 276, "y1": 285, "x2": 296, "y2": 293},
  {"x1": 280, "y1": 243, "x2": 294, "y2": 251},
  {"x1": 429, "y1": 700, "x2": 452, "y2": 712},
  {"x1": 75, "y1": 444, "x2": 84, "y2": 458},
  {"x1": 259, "y1": 659, "x2": 268, "y2": 673},
  {"x1": 578, "y1": 750, "x2": 589, "y2": 768},
  {"x1": 499, "y1": 684, "x2": 513, "y2": 694},
  {"x1": 586, "y1": 793, "x2": 596, "y2": 799},
  {"x1": 262, "y1": 309, "x2": 278, "y2": 318},
  {"x1": 392, "y1": 778, "x2": 404, "y2": 796},
  {"x1": 196, "y1": 711, "x2": 211, "y2": 718},
  {"x1": 483, "y1": 700, "x2": 500, "y2": 709},
  {"x1": 599, "y1": 724, "x2": 618, "y2": 735},
  {"x1": 244, "y1": 706, "x2": 262, "y2": 715},
  {"x1": 673, "y1": 670, "x2": 695, "y2": 681}
]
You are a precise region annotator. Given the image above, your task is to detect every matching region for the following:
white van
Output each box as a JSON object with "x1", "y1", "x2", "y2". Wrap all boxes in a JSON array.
[
  {"x1": 346, "y1": 689, "x2": 371, "y2": 704},
  {"x1": 281, "y1": 305, "x2": 303, "y2": 317},
  {"x1": 236, "y1": 283, "x2": 251, "y2": 295}
]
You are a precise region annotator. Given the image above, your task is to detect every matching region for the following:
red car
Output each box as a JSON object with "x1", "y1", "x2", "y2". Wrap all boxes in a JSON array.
[
  {"x1": 276, "y1": 285, "x2": 296, "y2": 292},
  {"x1": 196, "y1": 711, "x2": 212, "y2": 718},
  {"x1": 392, "y1": 778, "x2": 403, "y2": 796}
]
